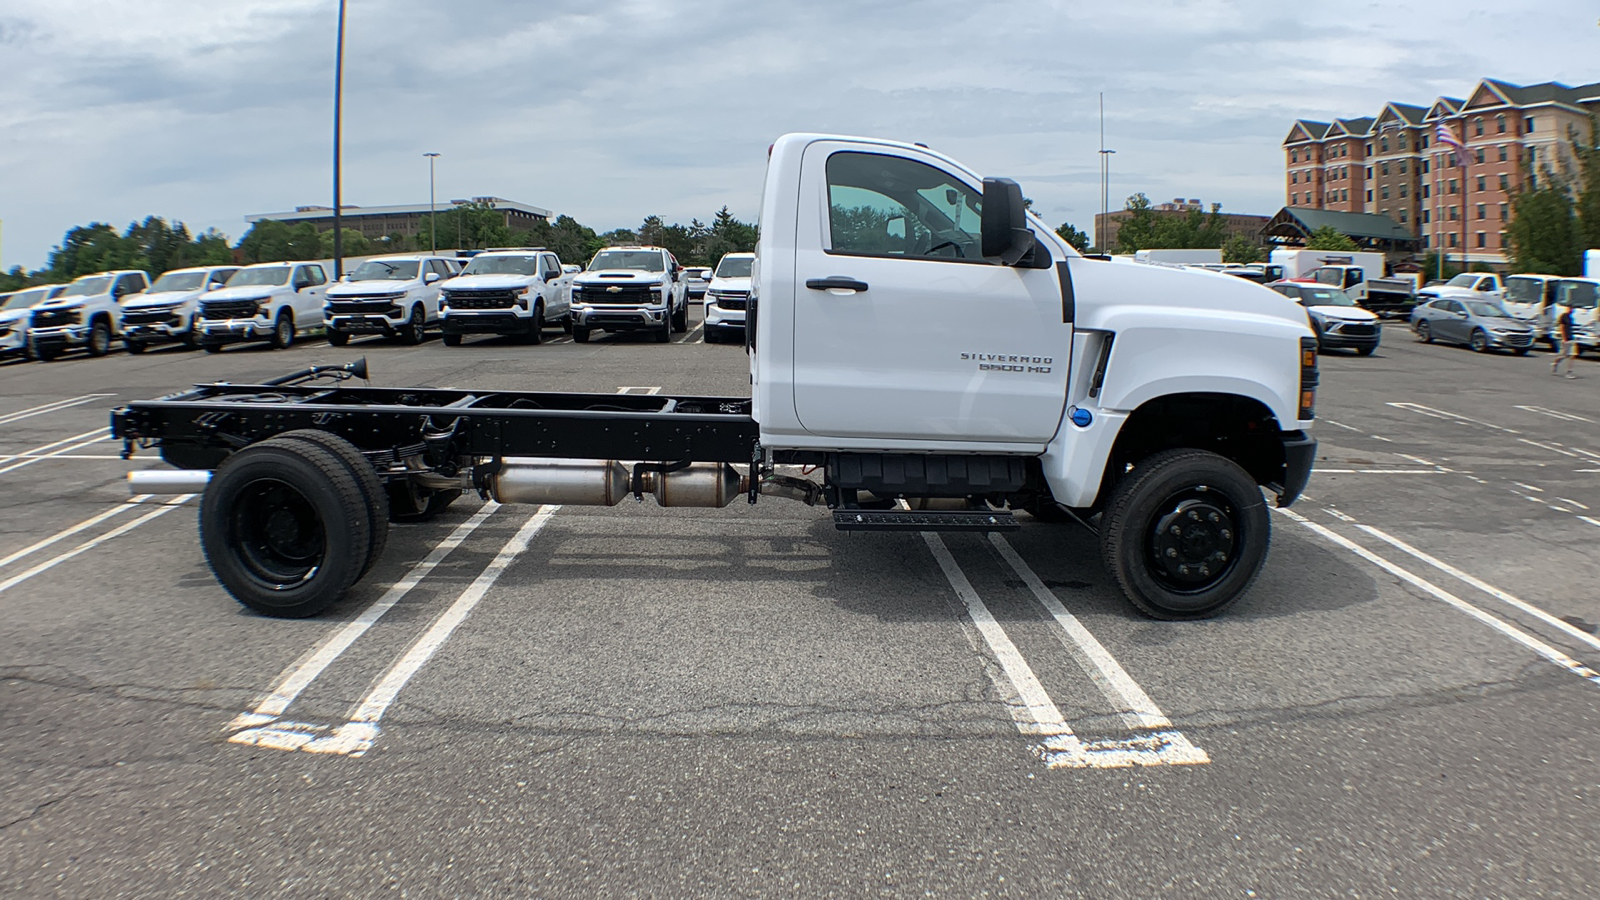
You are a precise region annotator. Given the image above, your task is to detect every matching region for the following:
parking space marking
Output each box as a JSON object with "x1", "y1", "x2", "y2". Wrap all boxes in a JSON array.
[
  {"x1": 0, "y1": 394, "x2": 114, "y2": 427},
  {"x1": 924, "y1": 533, "x2": 1207, "y2": 769},
  {"x1": 0, "y1": 429, "x2": 112, "y2": 475},
  {"x1": 1516, "y1": 405, "x2": 1594, "y2": 423},
  {"x1": 678, "y1": 323, "x2": 704, "y2": 344},
  {"x1": 1387, "y1": 402, "x2": 1520, "y2": 434},
  {"x1": 225, "y1": 503, "x2": 501, "y2": 733},
  {"x1": 232, "y1": 506, "x2": 559, "y2": 757},
  {"x1": 616, "y1": 386, "x2": 662, "y2": 395},
  {"x1": 0, "y1": 495, "x2": 193, "y2": 596},
  {"x1": 0, "y1": 495, "x2": 154, "y2": 571},
  {"x1": 1277, "y1": 509, "x2": 1600, "y2": 691}
]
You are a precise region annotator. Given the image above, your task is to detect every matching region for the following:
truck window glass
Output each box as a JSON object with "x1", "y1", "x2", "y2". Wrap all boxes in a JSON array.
[{"x1": 825, "y1": 151, "x2": 981, "y2": 261}]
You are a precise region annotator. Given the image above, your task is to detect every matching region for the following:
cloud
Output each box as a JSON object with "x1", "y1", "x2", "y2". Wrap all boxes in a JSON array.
[{"x1": 2, "y1": 0, "x2": 1597, "y2": 269}]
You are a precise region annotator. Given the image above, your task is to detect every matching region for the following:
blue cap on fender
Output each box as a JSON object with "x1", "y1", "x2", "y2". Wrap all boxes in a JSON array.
[{"x1": 1069, "y1": 406, "x2": 1093, "y2": 428}]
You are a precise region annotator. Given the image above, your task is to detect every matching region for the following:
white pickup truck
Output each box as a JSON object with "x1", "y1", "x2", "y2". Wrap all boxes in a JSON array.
[
  {"x1": 0, "y1": 284, "x2": 67, "y2": 360},
  {"x1": 114, "y1": 132, "x2": 1317, "y2": 622},
  {"x1": 196, "y1": 261, "x2": 330, "y2": 352},
  {"x1": 29, "y1": 270, "x2": 150, "y2": 360},
  {"x1": 569, "y1": 246, "x2": 690, "y2": 343},
  {"x1": 121, "y1": 266, "x2": 240, "y2": 353},
  {"x1": 702, "y1": 252, "x2": 753, "y2": 343},
  {"x1": 1416, "y1": 272, "x2": 1505, "y2": 304},
  {"x1": 325, "y1": 255, "x2": 459, "y2": 346},
  {"x1": 437, "y1": 248, "x2": 572, "y2": 346}
]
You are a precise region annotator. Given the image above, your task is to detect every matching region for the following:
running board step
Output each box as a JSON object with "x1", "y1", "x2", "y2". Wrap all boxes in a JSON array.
[{"x1": 832, "y1": 509, "x2": 1020, "y2": 532}]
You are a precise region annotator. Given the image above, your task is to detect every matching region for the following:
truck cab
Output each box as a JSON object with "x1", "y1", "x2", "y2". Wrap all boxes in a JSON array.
[
  {"x1": 196, "y1": 261, "x2": 329, "y2": 352},
  {"x1": 569, "y1": 246, "x2": 689, "y2": 343},
  {"x1": 122, "y1": 266, "x2": 240, "y2": 353},
  {"x1": 1417, "y1": 271, "x2": 1505, "y2": 303},
  {"x1": 1554, "y1": 277, "x2": 1600, "y2": 352},
  {"x1": 30, "y1": 270, "x2": 149, "y2": 360},
  {"x1": 436, "y1": 248, "x2": 570, "y2": 346},
  {"x1": 325, "y1": 255, "x2": 460, "y2": 346}
]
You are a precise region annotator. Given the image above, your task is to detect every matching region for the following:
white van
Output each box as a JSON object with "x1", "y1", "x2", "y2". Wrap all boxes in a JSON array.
[{"x1": 196, "y1": 261, "x2": 329, "y2": 352}]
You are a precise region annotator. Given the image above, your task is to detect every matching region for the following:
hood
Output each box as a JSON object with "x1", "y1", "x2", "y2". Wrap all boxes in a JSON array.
[
  {"x1": 708, "y1": 276, "x2": 752, "y2": 291},
  {"x1": 0, "y1": 308, "x2": 30, "y2": 326},
  {"x1": 573, "y1": 269, "x2": 667, "y2": 286},
  {"x1": 124, "y1": 289, "x2": 201, "y2": 308},
  {"x1": 35, "y1": 297, "x2": 88, "y2": 310},
  {"x1": 1307, "y1": 304, "x2": 1377, "y2": 322},
  {"x1": 1476, "y1": 316, "x2": 1533, "y2": 330},
  {"x1": 328, "y1": 280, "x2": 416, "y2": 298},
  {"x1": 200, "y1": 285, "x2": 281, "y2": 302},
  {"x1": 440, "y1": 273, "x2": 536, "y2": 290}
]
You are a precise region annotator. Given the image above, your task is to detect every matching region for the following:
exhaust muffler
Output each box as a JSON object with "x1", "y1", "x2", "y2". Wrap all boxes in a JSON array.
[{"x1": 487, "y1": 459, "x2": 750, "y2": 508}]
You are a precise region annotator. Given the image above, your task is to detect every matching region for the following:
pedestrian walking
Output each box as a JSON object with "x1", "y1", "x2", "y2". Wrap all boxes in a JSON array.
[{"x1": 1552, "y1": 306, "x2": 1578, "y2": 378}]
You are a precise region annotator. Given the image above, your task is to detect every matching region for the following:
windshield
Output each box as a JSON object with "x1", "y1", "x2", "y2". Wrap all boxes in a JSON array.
[
  {"x1": 1301, "y1": 288, "x2": 1358, "y2": 307},
  {"x1": 149, "y1": 271, "x2": 207, "y2": 293},
  {"x1": 60, "y1": 276, "x2": 113, "y2": 297},
  {"x1": 461, "y1": 255, "x2": 538, "y2": 276},
  {"x1": 714, "y1": 257, "x2": 753, "y2": 278},
  {"x1": 351, "y1": 260, "x2": 420, "y2": 281},
  {"x1": 228, "y1": 266, "x2": 290, "y2": 287},
  {"x1": 1561, "y1": 281, "x2": 1598, "y2": 308},
  {"x1": 589, "y1": 250, "x2": 664, "y2": 272},
  {"x1": 3, "y1": 291, "x2": 42, "y2": 310},
  {"x1": 1464, "y1": 300, "x2": 1510, "y2": 318},
  {"x1": 1446, "y1": 273, "x2": 1478, "y2": 287}
]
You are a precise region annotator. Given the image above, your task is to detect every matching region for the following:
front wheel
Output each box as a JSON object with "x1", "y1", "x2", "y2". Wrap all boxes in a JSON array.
[
  {"x1": 270, "y1": 312, "x2": 294, "y2": 350},
  {"x1": 1470, "y1": 328, "x2": 1490, "y2": 353},
  {"x1": 202, "y1": 342, "x2": 223, "y2": 354},
  {"x1": 327, "y1": 328, "x2": 349, "y2": 347},
  {"x1": 1513, "y1": 347, "x2": 1530, "y2": 357},
  {"x1": 572, "y1": 325, "x2": 591, "y2": 343},
  {"x1": 1415, "y1": 320, "x2": 1433, "y2": 343},
  {"x1": 1098, "y1": 448, "x2": 1270, "y2": 620},
  {"x1": 671, "y1": 300, "x2": 688, "y2": 333},
  {"x1": 654, "y1": 317, "x2": 671, "y2": 343},
  {"x1": 442, "y1": 332, "x2": 462, "y2": 347},
  {"x1": 524, "y1": 303, "x2": 544, "y2": 344},
  {"x1": 1356, "y1": 345, "x2": 1376, "y2": 357},
  {"x1": 126, "y1": 340, "x2": 147, "y2": 355},
  {"x1": 561, "y1": 314, "x2": 573, "y2": 334},
  {"x1": 86, "y1": 319, "x2": 112, "y2": 357},
  {"x1": 401, "y1": 305, "x2": 426, "y2": 345}
]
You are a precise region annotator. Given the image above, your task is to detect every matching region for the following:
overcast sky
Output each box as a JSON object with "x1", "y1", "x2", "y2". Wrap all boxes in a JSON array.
[{"x1": 2, "y1": 0, "x2": 1597, "y2": 270}]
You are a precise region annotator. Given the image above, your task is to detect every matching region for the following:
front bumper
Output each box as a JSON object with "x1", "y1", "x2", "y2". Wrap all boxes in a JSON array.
[
  {"x1": 703, "y1": 302, "x2": 747, "y2": 329},
  {"x1": 1486, "y1": 330, "x2": 1536, "y2": 349},
  {"x1": 329, "y1": 313, "x2": 405, "y2": 335},
  {"x1": 197, "y1": 317, "x2": 273, "y2": 344},
  {"x1": 30, "y1": 325, "x2": 91, "y2": 348},
  {"x1": 123, "y1": 314, "x2": 190, "y2": 343},
  {"x1": 0, "y1": 329, "x2": 27, "y2": 357},
  {"x1": 572, "y1": 305, "x2": 667, "y2": 332},
  {"x1": 1276, "y1": 431, "x2": 1316, "y2": 508},
  {"x1": 440, "y1": 311, "x2": 530, "y2": 335}
]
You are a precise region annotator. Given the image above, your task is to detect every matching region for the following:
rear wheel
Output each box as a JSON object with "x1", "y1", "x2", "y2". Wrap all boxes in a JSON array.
[
  {"x1": 327, "y1": 327, "x2": 349, "y2": 347},
  {"x1": 442, "y1": 332, "x2": 462, "y2": 347},
  {"x1": 86, "y1": 319, "x2": 112, "y2": 357},
  {"x1": 1470, "y1": 328, "x2": 1490, "y2": 353},
  {"x1": 271, "y1": 429, "x2": 388, "y2": 578},
  {"x1": 270, "y1": 312, "x2": 294, "y2": 350},
  {"x1": 1098, "y1": 448, "x2": 1270, "y2": 620},
  {"x1": 199, "y1": 438, "x2": 371, "y2": 618},
  {"x1": 401, "y1": 305, "x2": 425, "y2": 345}
]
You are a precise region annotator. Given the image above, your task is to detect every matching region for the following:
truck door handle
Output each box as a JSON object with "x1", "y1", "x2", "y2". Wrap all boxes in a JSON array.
[{"x1": 805, "y1": 277, "x2": 869, "y2": 293}]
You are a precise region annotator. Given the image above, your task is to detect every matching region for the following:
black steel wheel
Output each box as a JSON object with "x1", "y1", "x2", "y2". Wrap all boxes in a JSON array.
[
  {"x1": 1470, "y1": 329, "x2": 1490, "y2": 353},
  {"x1": 1099, "y1": 448, "x2": 1270, "y2": 620},
  {"x1": 271, "y1": 429, "x2": 389, "y2": 578},
  {"x1": 200, "y1": 439, "x2": 372, "y2": 617},
  {"x1": 1415, "y1": 320, "x2": 1432, "y2": 343},
  {"x1": 401, "y1": 305, "x2": 425, "y2": 345},
  {"x1": 86, "y1": 319, "x2": 112, "y2": 357}
]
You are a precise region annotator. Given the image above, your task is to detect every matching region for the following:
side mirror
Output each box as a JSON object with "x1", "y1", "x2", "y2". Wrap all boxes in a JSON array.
[
  {"x1": 424, "y1": 272, "x2": 441, "y2": 284},
  {"x1": 208, "y1": 282, "x2": 225, "y2": 291},
  {"x1": 981, "y1": 177, "x2": 1035, "y2": 266}
]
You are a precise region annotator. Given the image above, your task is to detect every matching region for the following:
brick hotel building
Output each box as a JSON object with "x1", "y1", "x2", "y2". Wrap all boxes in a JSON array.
[{"x1": 1283, "y1": 79, "x2": 1599, "y2": 266}]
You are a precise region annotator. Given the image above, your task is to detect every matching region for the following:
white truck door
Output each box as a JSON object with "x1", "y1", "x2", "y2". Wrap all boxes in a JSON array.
[{"x1": 791, "y1": 142, "x2": 1070, "y2": 443}]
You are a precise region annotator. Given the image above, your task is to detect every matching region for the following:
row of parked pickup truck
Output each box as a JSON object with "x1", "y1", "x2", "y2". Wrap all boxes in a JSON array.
[{"x1": 0, "y1": 246, "x2": 758, "y2": 362}]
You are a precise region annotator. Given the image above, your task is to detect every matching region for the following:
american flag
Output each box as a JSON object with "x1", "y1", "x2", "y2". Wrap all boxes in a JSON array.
[{"x1": 1435, "y1": 122, "x2": 1470, "y2": 168}]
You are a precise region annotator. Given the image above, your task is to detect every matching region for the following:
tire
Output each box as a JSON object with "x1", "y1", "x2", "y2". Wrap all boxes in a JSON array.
[
  {"x1": 401, "y1": 305, "x2": 425, "y2": 345},
  {"x1": 35, "y1": 343, "x2": 60, "y2": 362},
  {"x1": 1098, "y1": 448, "x2": 1270, "y2": 620},
  {"x1": 203, "y1": 342, "x2": 223, "y2": 354},
  {"x1": 387, "y1": 481, "x2": 463, "y2": 523},
  {"x1": 655, "y1": 317, "x2": 671, "y2": 343},
  {"x1": 1513, "y1": 347, "x2": 1530, "y2": 357},
  {"x1": 1469, "y1": 328, "x2": 1489, "y2": 353},
  {"x1": 1415, "y1": 320, "x2": 1433, "y2": 343},
  {"x1": 86, "y1": 319, "x2": 112, "y2": 357},
  {"x1": 327, "y1": 327, "x2": 349, "y2": 347},
  {"x1": 183, "y1": 318, "x2": 199, "y2": 350},
  {"x1": 704, "y1": 327, "x2": 721, "y2": 344},
  {"x1": 671, "y1": 300, "x2": 688, "y2": 333},
  {"x1": 525, "y1": 303, "x2": 544, "y2": 344},
  {"x1": 561, "y1": 314, "x2": 573, "y2": 335},
  {"x1": 573, "y1": 325, "x2": 591, "y2": 343},
  {"x1": 199, "y1": 438, "x2": 372, "y2": 618},
  {"x1": 126, "y1": 340, "x2": 147, "y2": 355},
  {"x1": 270, "y1": 429, "x2": 389, "y2": 579},
  {"x1": 1356, "y1": 346, "x2": 1376, "y2": 357},
  {"x1": 270, "y1": 312, "x2": 294, "y2": 350},
  {"x1": 442, "y1": 332, "x2": 462, "y2": 347}
]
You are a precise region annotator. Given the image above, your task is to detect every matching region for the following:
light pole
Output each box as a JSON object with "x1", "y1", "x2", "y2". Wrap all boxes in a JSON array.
[
  {"x1": 1097, "y1": 93, "x2": 1116, "y2": 252},
  {"x1": 423, "y1": 152, "x2": 440, "y2": 254},
  {"x1": 331, "y1": 0, "x2": 347, "y2": 278}
]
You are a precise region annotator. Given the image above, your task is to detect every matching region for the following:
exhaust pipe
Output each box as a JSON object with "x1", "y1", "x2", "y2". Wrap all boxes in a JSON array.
[
  {"x1": 488, "y1": 459, "x2": 751, "y2": 508},
  {"x1": 128, "y1": 469, "x2": 212, "y2": 495}
]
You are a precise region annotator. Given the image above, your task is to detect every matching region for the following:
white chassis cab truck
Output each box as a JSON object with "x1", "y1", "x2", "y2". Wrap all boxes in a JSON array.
[
  {"x1": 436, "y1": 248, "x2": 572, "y2": 346},
  {"x1": 112, "y1": 134, "x2": 1318, "y2": 621}
]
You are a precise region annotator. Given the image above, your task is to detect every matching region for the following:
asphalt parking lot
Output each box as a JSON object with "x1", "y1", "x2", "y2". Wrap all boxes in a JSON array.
[{"x1": 3, "y1": 314, "x2": 1599, "y2": 897}]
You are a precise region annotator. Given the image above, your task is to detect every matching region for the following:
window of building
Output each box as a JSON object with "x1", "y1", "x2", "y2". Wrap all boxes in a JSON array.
[
  {"x1": 1381, "y1": 187, "x2": 1390, "y2": 200},
  {"x1": 1448, "y1": 233, "x2": 1457, "y2": 247},
  {"x1": 1366, "y1": 142, "x2": 1374, "y2": 156},
  {"x1": 1477, "y1": 175, "x2": 1486, "y2": 192},
  {"x1": 1399, "y1": 211, "x2": 1408, "y2": 223},
  {"x1": 1448, "y1": 179, "x2": 1457, "y2": 194},
  {"x1": 1291, "y1": 172, "x2": 1298, "y2": 184},
  {"x1": 1423, "y1": 184, "x2": 1431, "y2": 199},
  {"x1": 1291, "y1": 193, "x2": 1298, "y2": 205},
  {"x1": 1477, "y1": 232, "x2": 1486, "y2": 248},
  {"x1": 1422, "y1": 134, "x2": 1430, "y2": 149},
  {"x1": 1499, "y1": 202, "x2": 1508, "y2": 221},
  {"x1": 1449, "y1": 206, "x2": 1458, "y2": 221},
  {"x1": 1381, "y1": 137, "x2": 1390, "y2": 153},
  {"x1": 1499, "y1": 231, "x2": 1507, "y2": 247},
  {"x1": 1341, "y1": 189, "x2": 1349, "y2": 201},
  {"x1": 1475, "y1": 148, "x2": 1485, "y2": 164},
  {"x1": 1291, "y1": 149, "x2": 1298, "y2": 163},
  {"x1": 1498, "y1": 145, "x2": 1507, "y2": 162},
  {"x1": 1400, "y1": 184, "x2": 1409, "y2": 198},
  {"x1": 1474, "y1": 117, "x2": 1483, "y2": 136},
  {"x1": 1422, "y1": 159, "x2": 1430, "y2": 174},
  {"x1": 1477, "y1": 203, "x2": 1486, "y2": 220},
  {"x1": 1382, "y1": 162, "x2": 1390, "y2": 176},
  {"x1": 1424, "y1": 235, "x2": 1431, "y2": 248},
  {"x1": 1526, "y1": 116, "x2": 1535, "y2": 133},
  {"x1": 1399, "y1": 161, "x2": 1407, "y2": 174},
  {"x1": 1366, "y1": 189, "x2": 1373, "y2": 202},
  {"x1": 1366, "y1": 166, "x2": 1373, "y2": 179},
  {"x1": 1423, "y1": 209, "x2": 1431, "y2": 224},
  {"x1": 1495, "y1": 114, "x2": 1506, "y2": 133}
]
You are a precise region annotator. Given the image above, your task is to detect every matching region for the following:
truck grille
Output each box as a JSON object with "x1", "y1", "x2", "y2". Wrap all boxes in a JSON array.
[
  {"x1": 32, "y1": 308, "x2": 81, "y2": 328},
  {"x1": 328, "y1": 299, "x2": 402, "y2": 315},
  {"x1": 712, "y1": 290, "x2": 749, "y2": 310},
  {"x1": 123, "y1": 308, "x2": 181, "y2": 325},
  {"x1": 580, "y1": 285, "x2": 659, "y2": 306},
  {"x1": 201, "y1": 300, "x2": 262, "y2": 320},
  {"x1": 444, "y1": 290, "x2": 517, "y2": 310}
]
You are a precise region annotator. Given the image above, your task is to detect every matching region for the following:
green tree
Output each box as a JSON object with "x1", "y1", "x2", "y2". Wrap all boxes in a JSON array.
[
  {"x1": 1222, "y1": 234, "x2": 1264, "y2": 264},
  {"x1": 1111, "y1": 193, "x2": 1228, "y2": 252},
  {"x1": 1303, "y1": 225, "x2": 1359, "y2": 252},
  {"x1": 1506, "y1": 183, "x2": 1582, "y2": 274},
  {"x1": 235, "y1": 220, "x2": 295, "y2": 263},
  {"x1": 1055, "y1": 222, "x2": 1091, "y2": 253},
  {"x1": 319, "y1": 227, "x2": 370, "y2": 259},
  {"x1": 1417, "y1": 251, "x2": 1463, "y2": 283}
]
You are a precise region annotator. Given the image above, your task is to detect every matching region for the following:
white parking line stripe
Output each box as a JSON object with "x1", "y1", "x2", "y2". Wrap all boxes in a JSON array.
[
  {"x1": 0, "y1": 495, "x2": 192, "y2": 595},
  {"x1": 1557, "y1": 498, "x2": 1589, "y2": 510},
  {"x1": 680, "y1": 322, "x2": 704, "y2": 343},
  {"x1": 1516, "y1": 405, "x2": 1595, "y2": 423},
  {"x1": 1, "y1": 454, "x2": 127, "y2": 460},
  {"x1": 1278, "y1": 509, "x2": 1600, "y2": 690},
  {"x1": 1353, "y1": 523, "x2": 1600, "y2": 654},
  {"x1": 0, "y1": 495, "x2": 152, "y2": 572},
  {"x1": 1520, "y1": 438, "x2": 1587, "y2": 460},
  {"x1": 1320, "y1": 419, "x2": 1361, "y2": 432},
  {"x1": 616, "y1": 386, "x2": 662, "y2": 395},
  {"x1": 0, "y1": 427, "x2": 110, "y2": 461},
  {"x1": 1579, "y1": 516, "x2": 1600, "y2": 531},
  {"x1": 1387, "y1": 402, "x2": 1520, "y2": 434},
  {"x1": 226, "y1": 503, "x2": 501, "y2": 732},
  {"x1": 988, "y1": 534, "x2": 1172, "y2": 730},
  {"x1": 296, "y1": 506, "x2": 558, "y2": 756},
  {"x1": 924, "y1": 534, "x2": 1206, "y2": 769},
  {"x1": 0, "y1": 394, "x2": 114, "y2": 426},
  {"x1": 0, "y1": 432, "x2": 113, "y2": 475}
]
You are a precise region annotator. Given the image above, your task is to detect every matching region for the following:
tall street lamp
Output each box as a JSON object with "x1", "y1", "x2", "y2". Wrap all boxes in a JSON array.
[
  {"x1": 423, "y1": 152, "x2": 440, "y2": 254},
  {"x1": 331, "y1": 0, "x2": 347, "y2": 278}
]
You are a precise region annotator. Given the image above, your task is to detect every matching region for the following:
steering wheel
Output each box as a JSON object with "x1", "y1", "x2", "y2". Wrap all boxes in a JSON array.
[{"x1": 925, "y1": 241, "x2": 965, "y2": 258}]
